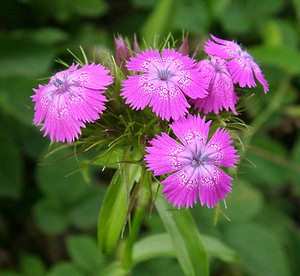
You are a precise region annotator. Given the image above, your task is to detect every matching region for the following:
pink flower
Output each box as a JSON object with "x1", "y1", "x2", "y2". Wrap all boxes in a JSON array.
[
  {"x1": 32, "y1": 64, "x2": 113, "y2": 143},
  {"x1": 204, "y1": 35, "x2": 269, "y2": 93},
  {"x1": 145, "y1": 115, "x2": 238, "y2": 208},
  {"x1": 193, "y1": 57, "x2": 238, "y2": 115},
  {"x1": 121, "y1": 49, "x2": 207, "y2": 120}
]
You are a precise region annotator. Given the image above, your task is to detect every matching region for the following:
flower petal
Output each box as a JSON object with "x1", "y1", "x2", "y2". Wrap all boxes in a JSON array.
[
  {"x1": 40, "y1": 96, "x2": 85, "y2": 143},
  {"x1": 227, "y1": 57, "x2": 256, "y2": 88},
  {"x1": 74, "y1": 63, "x2": 113, "y2": 90},
  {"x1": 126, "y1": 48, "x2": 161, "y2": 72},
  {"x1": 149, "y1": 81, "x2": 190, "y2": 120},
  {"x1": 251, "y1": 61, "x2": 269, "y2": 93},
  {"x1": 170, "y1": 114, "x2": 210, "y2": 147},
  {"x1": 194, "y1": 59, "x2": 237, "y2": 114},
  {"x1": 204, "y1": 128, "x2": 239, "y2": 167},
  {"x1": 121, "y1": 75, "x2": 155, "y2": 110},
  {"x1": 198, "y1": 165, "x2": 232, "y2": 208},
  {"x1": 161, "y1": 48, "x2": 195, "y2": 69},
  {"x1": 204, "y1": 35, "x2": 241, "y2": 59},
  {"x1": 161, "y1": 167, "x2": 199, "y2": 208},
  {"x1": 65, "y1": 85, "x2": 107, "y2": 122},
  {"x1": 173, "y1": 68, "x2": 208, "y2": 99},
  {"x1": 145, "y1": 133, "x2": 186, "y2": 175}
]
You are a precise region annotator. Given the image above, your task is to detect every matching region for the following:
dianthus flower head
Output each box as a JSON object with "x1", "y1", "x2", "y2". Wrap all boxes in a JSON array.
[
  {"x1": 121, "y1": 48, "x2": 208, "y2": 120},
  {"x1": 145, "y1": 114, "x2": 238, "y2": 208},
  {"x1": 32, "y1": 63, "x2": 113, "y2": 143},
  {"x1": 193, "y1": 57, "x2": 237, "y2": 115},
  {"x1": 204, "y1": 35, "x2": 269, "y2": 93}
]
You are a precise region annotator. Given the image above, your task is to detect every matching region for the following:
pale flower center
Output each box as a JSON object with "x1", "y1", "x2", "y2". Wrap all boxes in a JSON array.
[
  {"x1": 157, "y1": 69, "x2": 173, "y2": 81},
  {"x1": 53, "y1": 77, "x2": 72, "y2": 94},
  {"x1": 191, "y1": 154, "x2": 210, "y2": 168}
]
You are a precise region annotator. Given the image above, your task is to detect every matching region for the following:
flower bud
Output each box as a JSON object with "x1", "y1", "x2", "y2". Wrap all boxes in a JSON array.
[
  {"x1": 114, "y1": 34, "x2": 131, "y2": 71},
  {"x1": 178, "y1": 34, "x2": 189, "y2": 55},
  {"x1": 133, "y1": 33, "x2": 141, "y2": 53}
]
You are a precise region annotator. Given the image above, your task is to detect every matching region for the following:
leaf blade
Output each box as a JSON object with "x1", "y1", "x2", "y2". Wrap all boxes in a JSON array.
[
  {"x1": 98, "y1": 155, "x2": 141, "y2": 254},
  {"x1": 155, "y1": 195, "x2": 209, "y2": 276}
]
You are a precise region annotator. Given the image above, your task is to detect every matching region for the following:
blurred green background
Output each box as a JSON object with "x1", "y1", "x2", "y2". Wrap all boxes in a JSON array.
[{"x1": 0, "y1": 0, "x2": 300, "y2": 275}]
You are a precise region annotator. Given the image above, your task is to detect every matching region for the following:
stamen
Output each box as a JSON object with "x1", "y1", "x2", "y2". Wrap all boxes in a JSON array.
[
  {"x1": 54, "y1": 78, "x2": 64, "y2": 87},
  {"x1": 191, "y1": 158, "x2": 200, "y2": 167},
  {"x1": 158, "y1": 69, "x2": 173, "y2": 81}
]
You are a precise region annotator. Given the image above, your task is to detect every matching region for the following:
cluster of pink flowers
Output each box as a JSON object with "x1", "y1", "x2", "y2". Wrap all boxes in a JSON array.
[{"x1": 32, "y1": 35, "x2": 268, "y2": 208}]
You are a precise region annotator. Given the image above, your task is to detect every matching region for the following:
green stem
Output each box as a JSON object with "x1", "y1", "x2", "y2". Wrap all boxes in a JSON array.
[
  {"x1": 122, "y1": 201, "x2": 145, "y2": 269},
  {"x1": 121, "y1": 170, "x2": 149, "y2": 269}
]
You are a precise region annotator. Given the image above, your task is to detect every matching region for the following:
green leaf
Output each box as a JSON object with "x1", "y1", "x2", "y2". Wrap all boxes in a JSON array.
[
  {"x1": 0, "y1": 271, "x2": 19, "y2": 276},
  {"x1": 132, "y1": 233, "x2": 174, "y2": 264},
  {"x1": 0, "y1": 76, "x2": 38, "y2": 126},
  {"x1": 250, "y1": 45, "x2": 300, "y2": 75},
  {"x1": 66, "y1": 185, "x2": 105, "y2": 229},
  {"x1": 223, "y1": 181, "x2": 264, "y2": 221},
  {"x1": 0, "y1": 131, "x2": 22, "y2": 198},
  {"x1": 173, "y1": 0, "x2": 209, "y2": 35},
  {"x1": 40, "y1": 0, "x2": 108, "y2": 22},
  {"x1": 242, "y1": 134, "x2": 289, "y2": 187},
  {"x1": 66, "y1": 235, "x2": 103, "y2": 274},
  {"x1": 20, "y1": 253, "x2": 46, "y2": 276},
  {"x1": 155, "y1": 194, "x2": 209, "y2": 276},
  {"x1": 36, "y1": 147, "x2": 87, "y2": 204},
  {"x1": 202, "y1": 235, "x2": 239, "y2": 263},
  {"x1": 286, "y1": 105, "x2": 300, "y2": 117},
  {"x1": 0, "y1": 34, "x2": 55, "y2": 77},
  {"x1": 72, "y1": 0, "x2": 108, "y2": 17},
  {"x1": 132, "y1": 0, "x2": 156, "y2": 8},
  {"x1": 100, "y1": 262, "x2": 128, "y2": 276},
  {"x1": 46, "y1": 263, "x2": 83, "y2": 276},
  {"x1": 246, "y1": 0, "x2": 285, "y2": 15},
  {"x1": 291, "y1": 136, "x2": 300, "y2": 194},
  {"x1": 98, "y1": 151, "x2": 141, "y2": 254},
  {"x1": 225, "y1": 223, "x2": 290, "y2": 276},
  {"x1": 219, "y1": 0, "x2": 285, "y2": 35},
  {"x1": 30, "y1": 27, "x2": 69, "y2": 45},
  {"x1": 33, "y1": 199, "x2": 68, "y2": 235},
  {"x1": 92, "y1": 147, "x2": 124, "y2": 169},
  {"x1": 142, "y1": 0, "x2": 178, "y2": 42},
  {"x1": 219, "y1": 2, "x2": 252, "y2": 34},
  {"x1": 293, "y1": 0, "x2": 300, "y2": 22},
  {"x1": 262, "y1": 19, "x2": 298, "y2": 49},
  {"x1": 133, "y1": 233, "x2": 238, "y2": 265}
]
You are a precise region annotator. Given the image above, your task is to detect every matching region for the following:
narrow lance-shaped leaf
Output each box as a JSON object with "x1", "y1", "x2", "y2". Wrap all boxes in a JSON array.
[
  {"x1": 155, "y1": 194, "x2": 209, "y2": 276},
  {"x1": 98, "y1": 150, "x2": 141, "y2": 254}
]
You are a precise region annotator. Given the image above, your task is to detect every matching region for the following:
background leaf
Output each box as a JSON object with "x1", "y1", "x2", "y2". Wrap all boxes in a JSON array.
[
  {"x1": 225, "y1": 223, "x2": 290, "y2": 276},
  {"x1": 0, "y1": 131, "x2": 22, "y2": 198},
  {"x1": 133, "y1": 233, "x2": 238, "y2": 265},
  {"x1": 66, "y1": 235, "x2": 103, "y2": 274},
  {"x1": 142, "y1": 0, "x2": 178, "y2": 42}
]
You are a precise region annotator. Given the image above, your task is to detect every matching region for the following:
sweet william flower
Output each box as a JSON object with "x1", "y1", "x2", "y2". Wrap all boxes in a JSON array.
[
  {"x1": 121, "y1": 49, "x2": 208, "y2": 120},
  {"x1": 194, "y1": 57, "x2": 238, "y2": 115},
  {"x1": 145, "y1": 114, "x2": 238, "y2": 208},
  {"x1": 205, "y1": 35, "x2": 269, "y2": 93},
  {"x1": 32, "y1": 63, "x2": 113, "y2": 143}
]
